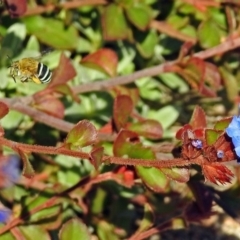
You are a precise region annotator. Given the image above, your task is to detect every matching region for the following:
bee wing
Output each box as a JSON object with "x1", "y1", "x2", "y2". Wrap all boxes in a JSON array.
[{"x1": 32, "y1": 75, "x2": 42, "y2": 84}]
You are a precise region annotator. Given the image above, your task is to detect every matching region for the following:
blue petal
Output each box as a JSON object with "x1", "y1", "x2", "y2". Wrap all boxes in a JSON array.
[
  {"x1": 232, "y1": 136, "x2": 240, "y2": 148},
  {"x1": 226, "y1": 116, "x2": 240, "y2": 137},
  {"x1": 235, "y1": 146, "x2": 240, "y2": 158},
  {"x1": 230, "y1": 116, "x2": 240, "y2": 129},
  {"x1": 0, "y1": 155, "x2": 20, "y2": 188},
  {"x1": 0, "y1": 208, "x2": 11, "y2": 223}
]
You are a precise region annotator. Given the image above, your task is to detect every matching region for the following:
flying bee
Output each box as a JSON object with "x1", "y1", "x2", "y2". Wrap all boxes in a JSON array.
[{"x1": 8, "y1": 56, "x2": 52, "y2": 84}]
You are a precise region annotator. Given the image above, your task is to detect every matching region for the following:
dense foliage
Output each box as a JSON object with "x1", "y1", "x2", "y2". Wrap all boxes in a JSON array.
[{"x1": 1, "y1": 0, "x2": 240, "y2": 239}]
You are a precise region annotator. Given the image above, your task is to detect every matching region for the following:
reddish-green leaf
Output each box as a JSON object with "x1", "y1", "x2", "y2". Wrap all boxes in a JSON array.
[
  {"x1": 113, "y1": 130, "x2": 168, "y2": 192},
  {"x1": 59, "y1": 218, "x2": 90, "y2": 240},
  {"x1": 54, "y1": 84, "x2": 80, "y2": 103},
  {"x1": 33, "y1": 95, "x2": 65, "y2": 119},
  {"x1": 81, "y1": 48, "x2": 118, "y2": 77},
  {"x1": 16, "y1": 148, "x2": 34, "y2": 178},
  {"x1": 112, "y1": 86, "x2": 139, "y2": 106},
  {"x1": 205, "y1": 62, "x2": 221, "y2": 90},
  {"x1": 113, "y1": 130, "x2": 139, "y2": 157},
  {"x1": 127, "y1": 120, "x2": 163, "y2": 139},
  {"x1": 65, "y1": 120, "x2": 98, "y2": 149},
  {"x1": 0, "y1": 102, "x2": 9, "y2": 120},
  {"x1": 113, "y1": 95, "x2": 133, "y2": 131},
  {"x1": 49, "y1": 53, "x2": 77, "y2": 88},
  {"x1": 190, "y1": 105, "x2": 207, "y2": 129},
  {"x1": 160, "y1": 167, "x2": 190, "y2": 183},
  {"x1": 125, "y1": 3, "x2": 152, "y2": 30},
  {"x1": 102, "y1": 4, "x2": 129, "y2": 41},
  {"x1": 5, "y1": 0, "x2": 27, "y2": 17},
  {"x1": 90, "y1": 147, "x2": 104, "y2": 170}
]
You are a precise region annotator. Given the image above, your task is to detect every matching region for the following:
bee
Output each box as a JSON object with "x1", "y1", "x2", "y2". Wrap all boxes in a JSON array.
[{"x1": 8, "y1": 56, "x2": 52, "y2": 84}]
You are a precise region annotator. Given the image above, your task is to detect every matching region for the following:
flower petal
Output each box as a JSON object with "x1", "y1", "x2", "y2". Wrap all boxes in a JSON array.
[
  {"x1": 235, "y1": 146, "x2": 240, "y2": 158},
  {"x1": 0, "y1": 208, "x2": 11, "y2": 223}
]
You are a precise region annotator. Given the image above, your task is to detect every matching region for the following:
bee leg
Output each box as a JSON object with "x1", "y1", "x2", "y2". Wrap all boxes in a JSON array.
[{"x1": 20, "y1": 76, "x2": 28, "y2": 83}]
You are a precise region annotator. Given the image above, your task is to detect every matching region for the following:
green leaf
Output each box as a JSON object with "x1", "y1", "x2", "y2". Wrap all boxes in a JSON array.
[
  {"x1": 59, "y1": 218, "x2": 91, "y2": 240},
  {"x1": 23, "y1": 16, "x2": 78, "y2": 49},
  {"x1": 30, "y1": 204, "x2": 61, "y2": 223},
  {"x1": 147, "y1": 106, "x2": 179, "y2": 129},
  {"x1": 198, "y1": 19, "x2": 221, "y2": 49},
  {"x1": 136, "y1": 30, "x2": 158, "y2": 58},
  {"x1": 0, "y1": 230, "x2": 15, "y2": 240},
  {"x1": 136, "y1": 166, "x2": 168, "y2": 192},
  {"x1": 19, "y1": 225, "x2": 50, "y2": 240},
  {"x1": 65, "y1": 120, "x2": 98, "y2": 149},
  {"x1": 205, "y1": 129, "x2": 222, "y2": 145},
  {"x1": 219, "y1": 67, "x2": 239, "y2": 102},
  {"x1": 214, "y1": 117, "x2": 232, "y2": 131},
  {"x1": 125, "y1": 3, "x2": 152, "y2": 30},
  {"x1": 102, "y1": 4, "x2": 129, "y2": 40},
  {"x1": 0, "y1": 23, "x2": 26, "y2": 59}
]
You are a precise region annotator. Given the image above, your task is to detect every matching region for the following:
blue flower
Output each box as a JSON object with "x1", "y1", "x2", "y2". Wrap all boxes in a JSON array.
[
  {"x1": 226, "y1": 116, "x2": 240, "y2": 158},
  {"x1": 191, "y1": 139, "x2": 203, "y2": 149},
  {"x1": 226, "y1": 116, "x2": 240, "y2": 138},
  {"x1": 0, "y1": 155, "x2": 20, "y2": 188},
  {"x1": 0, "y1": 207, "x2": 11, "y2": 223}
]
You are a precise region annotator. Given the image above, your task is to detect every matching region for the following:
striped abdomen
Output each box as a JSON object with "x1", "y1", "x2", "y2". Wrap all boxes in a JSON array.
[{"x1": 37, "y1": 62, "x2": 52, "y2": 83}]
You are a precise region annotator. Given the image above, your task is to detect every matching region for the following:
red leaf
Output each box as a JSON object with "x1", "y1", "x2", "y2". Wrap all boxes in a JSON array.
[
  {"x1": 65, "y1": 120, "x2": 98, "y2": 149},
  {"x1": 4, "y1": 0, "x2": 27, "y2": 17},
  {"x1": 127, "y1": 119, "x2": 163, "y2": 140},
  {"x1": 202, "y1": 163, "x2": 234, "y2": 185},
  {"x1": 113, "y1": 95, "x2": 133, "y2": 131},
  {"x1": 81, "y1": 48, "x2": 118, "y2": 77},
  {"x1": 33, "y1": 95, "x2": 65, "y2": 119},
  {"x1": 0, "y1": 102, "x2": 9, "y2": 120},
  {"x1": 98, "y1": 120, "x2": 113, "y2": 134},
  {"x1": 90, "y1": 147, "x2": 104, "y2": 170},
  {"x1": 175, "y1": 124, "x2": 192, "y2": 140},
  {"x1": 48, "y1": 53, "x2": 76, "y2": 88},
  {"x1": 190, "y1": 105, "x2": 207, "y2": 129}
]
